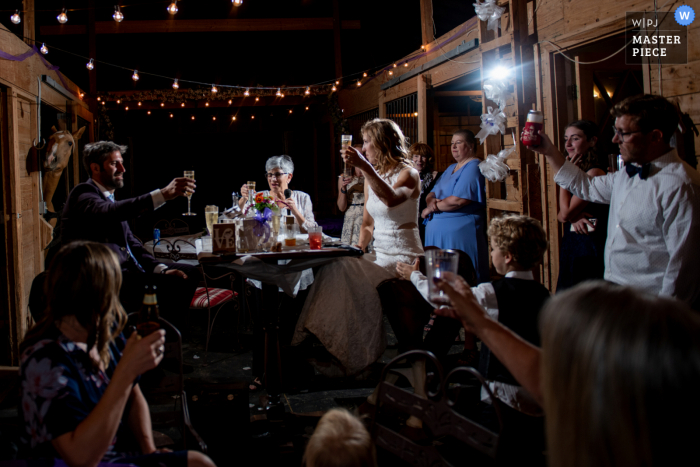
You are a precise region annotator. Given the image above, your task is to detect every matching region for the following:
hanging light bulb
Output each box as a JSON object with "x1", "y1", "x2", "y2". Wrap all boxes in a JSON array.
[
  {"x1": 357, "y1": 80, "x2": 362, "y2": 87},
  {"x1": 421, "y1": 44, "x2": 426, "y2": 50},
  {"x1": 232, "y1": 0, "x2": 243, "y2": 6},
  {"x1": 57, "y1": 8, "x2": 68, "y2": 24},
  {"x1": 280, "y1": 92, "x2": 285, "y2": 98},
  {"x1": 305, "y1": 87, "x2": 310, "y2": 95},
  {"x1": 40, "y1": 43, "x2": 48, "y2": 54},
  {"x1": 132, "y1": 70, "x2": 139, "y2": 81},
  {"x1": 213, "y1": 116, "x2": 216, "y2": 121},
  {"x1": 147, "y1": 111, "x2": 151, "y2": 115},
  {"x1": 181, "y1": 102, "x2": 185, "y2": 107},
  {"x1": 172, "y1": 79, "x2": 179, "y2": 90},
  {"x1": 117, "y1": 99, "x2": 121, "y2": 104},
  {"x1": 211, "y1": 84, "x2": 218, "y2": 93},
  {"x1": 335, "y1": 80, "x2": 340, "y2": 85},
  {"x1": 404, "y1": 62, "x2": 409, "y2": 67},
  {"x1": 138, "y1": 102, "x2": 142, "y2": 106},
  {"x1": 167, "y1": 1, "x2": 178, "y2": 15},
  {"x1": 244, "y1": 88, "x2": 250, "y2": 96},
  {"x1": 228, "y1": 99, "x2": 232, "y2": 104},
  {"x1": 191, "y1": 116, "x2": 195, "y2": 120},
  {"x1": 113, "y1": 5, "x2": 124, "y2": 22},
  {"x1": 232, "y1": 116, "x2": 236, "y2": 121},
  {"x1": 331, "y1": 85, "x2": 337, "y2": 92},
  {"x1": 363, "y1": 72, "x2": 367, "y2": 77},
  {"x1": 205, "y1": 102, "x2": 210, "y2": 107},
  {"x1": 161, "y1": 102, "x2": 165, "y2": 107},
  {"x1": 86, "y1": 58, "x2": 95, "y2": 70},
  {"x1": 97, "y1": 97, "x2": 101, "y2": 101},
  {"x1": 170, "y1": 113, "x2": 173, "y2": 118},
  {"x1": 255, "y1": 97, "x2": 259, "y2": 102},
  {"x1": 305, "y1": 106, "x2": 309, "y2": 110},
  {"x1": 251, "y1": 115, "x2": 255, "y2": 119},
  {"x1": 388, "y1": 70, "x2": 393, "y2": 76},
  {"x1": 276, "y1": 88, "x2": 281, "y2": 97},
  {"x1": 289, "y1": 110, "x2": 292, "y2": 114},
  {"x1": 102, "y1": 101, "x2": 106, "y2": 105},
  {"x1": 11, "y1": 10, "x2": 21, "y2": 24}
]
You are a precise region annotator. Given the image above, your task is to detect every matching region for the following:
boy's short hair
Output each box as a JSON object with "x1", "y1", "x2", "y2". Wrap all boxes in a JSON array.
[
  {"x1": 488, "y1": 215, "x2": 548, "y2": 269},
  {"x1": 303, "y1": 409, "x2": 376, "y2": 467}
]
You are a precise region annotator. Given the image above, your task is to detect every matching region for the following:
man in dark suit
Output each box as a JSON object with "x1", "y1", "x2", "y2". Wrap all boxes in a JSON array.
[{"x1": 61, "y1": 141, "x2": 198, "y2": 315}]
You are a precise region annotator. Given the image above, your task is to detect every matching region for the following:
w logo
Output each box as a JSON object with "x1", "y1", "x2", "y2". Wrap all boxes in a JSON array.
[{"x1": 675, "y1": 5, "x2": 695, "y2": 26}]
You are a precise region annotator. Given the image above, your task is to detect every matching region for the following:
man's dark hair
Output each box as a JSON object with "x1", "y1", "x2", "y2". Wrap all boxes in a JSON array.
[
  {"x1": 82, "y1": 141, "x2": 127, "y2": 175},
  {"x1": 610, "y1": 94, "x2": 679, "y2": 144}
]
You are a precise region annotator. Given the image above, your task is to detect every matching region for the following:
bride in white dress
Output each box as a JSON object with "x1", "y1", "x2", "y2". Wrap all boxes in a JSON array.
[{"x1": 293, "y1": 119, "x2": 424, "y2": 374}]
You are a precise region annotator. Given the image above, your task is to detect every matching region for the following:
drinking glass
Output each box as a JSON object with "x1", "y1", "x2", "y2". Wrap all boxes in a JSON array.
[
  {"x1": 425, "y1": 250, "x2": 459, "y2": 305},
  {"x1": 309, "y1": 225, "x2": 323, "y2": 250},
  {"x1": 205, "y1": 205, "x2": 218, "y2": 236},
  {"x1": 183, "y1": 170, "x2": 196, "y2": 216},
  {"x1": 341, "y1": 135, "x2": 353, "y2": 177},
  {"x1": 608, "y1": 154, "x2": 623, "y2": 173},
  {"x1": 247, "y1": 180, "x2": 256, "y2": 206},
  {"x1": 271, "y1": 212, "x2": 281, "y2": 239}
]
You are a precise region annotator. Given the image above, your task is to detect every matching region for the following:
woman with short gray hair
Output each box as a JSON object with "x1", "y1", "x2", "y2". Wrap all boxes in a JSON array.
[{"x1": 239, "y1": 155, "x2": 316, "y2": 232}]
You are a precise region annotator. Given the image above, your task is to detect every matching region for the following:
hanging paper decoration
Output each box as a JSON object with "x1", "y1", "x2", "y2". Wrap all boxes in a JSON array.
[
  {"x1": 482, "y1": 77, "x2": 509, "y2": 110},
  {"x1": 479, "y1": 145, "x2": 516, "y2": 182},
  {"x1": 476, "y1": 106, "x2": 507, "y2": 144},
  {"x1": 474, "y1": 0, "x2": 505, "y2": 32}
]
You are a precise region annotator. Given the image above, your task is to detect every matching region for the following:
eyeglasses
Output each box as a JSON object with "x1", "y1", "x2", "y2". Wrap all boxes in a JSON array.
[
  {"x1": 613, "y1": 128, "x2": 643, "y2": 142},
  {"x1": 265, "y1": 172, "x2": 289, "y2": 179}
]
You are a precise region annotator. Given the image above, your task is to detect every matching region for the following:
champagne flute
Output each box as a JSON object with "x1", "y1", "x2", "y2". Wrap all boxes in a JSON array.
[
  {"x1": 205, "y1": 205, "x2": 218, "y2": 236},
  {"x1": 341, "y1": 135, "x2": 353, "y2": 177},
  {"x1": 183, "y1": 170, "x2": 196, "y2": 216},
  {"x1": 247, "y1": 180, "x2": 256, "y2": 206}
]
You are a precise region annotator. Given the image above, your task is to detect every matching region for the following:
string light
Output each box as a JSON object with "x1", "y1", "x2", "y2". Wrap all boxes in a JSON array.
[
  {"x1": 305, "y1": 106, "x2": 309, "y2": 110},
  {"x1": 212, "y1": 116, "x2": 216, "y2": 121},
  {"x1": 79, "y1": 92, "x2": 84, "y2": 98},
  {"x1": 228, "y1": 99, "x2": 232, "y2": 104},
  {"x1": 191, "y1": 116, "x2": 195, "y2": 120},
  {"x1": 147, "y1": 111, "x2": 151, "y2": 115},
  {"x1": 205, "y1": 102, "x2": 209, "y2": 107},
  {"x1": 244, "y1": 88, "x2": 250, "y2": 96},
  {"x1": 97, "y1": 97, "x2": 101, "y2": 101},
  {"x1": 125, "y1": 106, "x2": 129, "y2": 110},
  {"x1": 363, "y1": 72, "x2": 367, "y2": 77},
  {"x1": 211, "y1": 85, "x2": 218, "y2": 93},
  {"x1": 102, "y1": 101, "x2": 105, "y2": 105},
  {"x1": 414, "y1": 112, "x2": 418, "y2": 116},
  {"x1": 138, "y1": 102, "x2": 142, "y2": 106},
  {"x1": 232, "y1": 0, "x2": 243, "y2": 6},
  {"x1": 11, "y1": 10, "x2": 21, "y2": 24},
  {"x1": 421, "y1": 44, "x2": 426, "y2": 50},
  {"x1": 172, "y1": 79, "x2": 179, "y2": 90},
  {"x1": 356, "y1": 80, "x2": 362, "y2": 87},
  {"x1": 57, "y1": 8, "x2": 68, "y2": 24},
  {"x1": 113, "y1": 5, "x2": 124, "y2": 22},
  {"x1": 388, "y1": 70, "x2": 393, "y2": 76},
  {"x1": 40, "y1": 43, "x2": 48, "y2": 54},
  {"x1": 86, "y1": 58, "x2": 94, "y2": 70},
  {"x1": 167, "y1": 1, "x2": 178, "y2": 15},
  {"x1": 404, "y1": 62, "x2": 409, "y2": 67},
  {"x1": 117, "y1": 99, "x2": 121, "y2": 104},
  {"x1": 331, "y1": 85, "x2": 337, "y2": 92},
  {"x1": 170, "y1": 113, "x2": 173, "y2": 117},
  {"x1": 161, "y1": 103, "x2": 165, "y2": 107},
  {"x1": 232, "y1": 116, "x2": 236, "y2": 121},
  {"x1": 251, "y1": 115, "x2": 255, "y2": 119},
  {"x1": 132, "y1": 70, "x2": 139, "y2": 81},
  {"x1": 276, "y1": 88, "x2": 281, "y2": 97},
  {"x1": 181, "y1": 102, "x2": 185, "y2": 107},
  {"x1": 393, "y1": 63, "x2": 397, "y2": 68},
  {"x1": 289, "y1": 110, "x2": 292, "y2": 114},
  {"x1": 255, "y1": 97, "x2": 259, "y2": 102},
  {"x1": 280, "y1": 92, "x2": 285, "y2": 98}
]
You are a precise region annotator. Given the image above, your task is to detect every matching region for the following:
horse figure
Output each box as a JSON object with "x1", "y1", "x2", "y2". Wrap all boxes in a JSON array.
[{"x1": 42, "y1": 125, "x2": 86, "y2": 227}]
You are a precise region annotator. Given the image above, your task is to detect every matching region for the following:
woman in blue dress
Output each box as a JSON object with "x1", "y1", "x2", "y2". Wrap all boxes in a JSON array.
[
  {"x1": 422, "y1": 129, "x2": 490, "y2": 283},
  {"x1": 19, "y1": 241, "x2": 216, "y2": 467}
]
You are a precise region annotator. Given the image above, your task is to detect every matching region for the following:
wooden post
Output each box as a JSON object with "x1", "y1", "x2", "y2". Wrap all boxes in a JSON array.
[
  {"x1": 23, "y1": 0, "x2": 35, "y2": 46},
  {"x1": 332, "y1": 0, "x2": 342, "y2": 80},
  {"x1": 417, "y1": 74, "x2": 431, "y2": 143},
  {"x1": 419, "y1": 0, "x2": 434, "y2": 47},
  {"x1": 88, "y1": 0, "x2": 98, "y2": 118}
]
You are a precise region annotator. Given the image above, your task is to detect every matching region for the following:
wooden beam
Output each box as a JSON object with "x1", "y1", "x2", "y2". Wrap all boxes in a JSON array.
[
  {"x1": 434, "y1": 91, "x2": 481, "y2": 97},
  {"x1": 40, "y1": 18, "x2": 362, "y2": 35},
  {"x1": 417, "y1": 74, "x2": 430, "y2": 143},
  {"x1": 333, "y1": 0, "x2": 342, "y2": 80},
  {"x1": 419, "y1": 0, "x2": 434, "y2": 47},
  {"x1": 88, "y1": 0, "x2": 97, "y2": 118},
  {"x1": 22, "y1": 0, "x2": 35, "y2": 45}
]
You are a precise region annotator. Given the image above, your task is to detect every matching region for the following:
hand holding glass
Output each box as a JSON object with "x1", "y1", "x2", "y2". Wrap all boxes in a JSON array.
[
  {"x1": 183, "y1": 171, "x2": 196, "y2": 216},
  {"x1": 341, "y1": 135, "x2": 353, "y2": 177},
  {"x1": 425, "y1": 250, "x2": 459, "y2": 305}
]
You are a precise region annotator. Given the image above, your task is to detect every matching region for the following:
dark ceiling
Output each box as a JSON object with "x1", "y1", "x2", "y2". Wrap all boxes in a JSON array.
[{"x1": 1, "y1": 0, "x2": 476, "y2": 94}]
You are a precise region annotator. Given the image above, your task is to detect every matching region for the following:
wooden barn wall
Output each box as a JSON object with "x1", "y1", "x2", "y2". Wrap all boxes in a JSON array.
[{"x1": 1, "y1": 23, "x2": 90, "y2": 364}]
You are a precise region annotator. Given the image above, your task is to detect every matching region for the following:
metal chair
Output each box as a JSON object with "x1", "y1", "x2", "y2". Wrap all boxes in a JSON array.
[
  {"x1": 127, "y1": 314, "x2": 207, "y2": 452},
  {"x1": 152, "y1": 238, "x2": 239, "y2": 351},
  {"x1": 370, "y1": 350, "x2": 503, "y2": 467}
]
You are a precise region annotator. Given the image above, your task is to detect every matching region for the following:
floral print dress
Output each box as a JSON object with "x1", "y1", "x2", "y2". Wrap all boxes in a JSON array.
[{"x1": 19, "y1": 326, "x2": 185, "y2": 466}]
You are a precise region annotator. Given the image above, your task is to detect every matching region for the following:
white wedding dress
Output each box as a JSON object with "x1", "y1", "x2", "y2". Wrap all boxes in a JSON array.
[{"x1": 292, "y1": 167, "x2": 424, "y2": 374}]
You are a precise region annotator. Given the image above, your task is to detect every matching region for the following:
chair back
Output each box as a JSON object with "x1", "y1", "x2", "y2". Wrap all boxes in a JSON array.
[{"x1": 371, "y1": 350, "x2": 503, "y2": 466}]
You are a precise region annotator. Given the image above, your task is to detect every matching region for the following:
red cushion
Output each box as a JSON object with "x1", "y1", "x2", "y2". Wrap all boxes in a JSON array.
[{"x1": 190, "y1": 287, "x2": 236, "y2": 309}]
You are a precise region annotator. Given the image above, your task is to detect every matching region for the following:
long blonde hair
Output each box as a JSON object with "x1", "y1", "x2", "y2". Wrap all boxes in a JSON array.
[
  {"x1": 360, "y1": 118, "x2": 411, "y2": 175},
  {"x1": 541, "y1": 281, "x2": 700, "y2": 467},
  {"x1": 22, "y1": 241, "x2": 127, "y2": 368},
  {"x1": 303, "y1": 409, "x2": 376, "y2": 467}
]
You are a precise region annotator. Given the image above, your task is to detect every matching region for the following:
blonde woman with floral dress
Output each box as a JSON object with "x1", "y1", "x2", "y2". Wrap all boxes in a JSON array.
[{"x1": 337, "y1": 165, "x2": 365, "y2": 246}]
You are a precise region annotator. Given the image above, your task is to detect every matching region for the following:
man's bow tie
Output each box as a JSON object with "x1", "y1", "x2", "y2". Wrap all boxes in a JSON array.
[{"x1": 625, "y1": 163, "x2": 651, "y2": 180}]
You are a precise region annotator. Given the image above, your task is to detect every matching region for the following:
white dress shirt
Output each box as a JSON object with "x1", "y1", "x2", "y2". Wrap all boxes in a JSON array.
[
  {"x1": 554, "y1": 149, "x2": 700, "y2": 305},
  {"x1": 94, "y1": 180, "x2": 168, "y2": 274},
  {"x1": 410, "y1": 269, "x2": 543, "y2": 415}
]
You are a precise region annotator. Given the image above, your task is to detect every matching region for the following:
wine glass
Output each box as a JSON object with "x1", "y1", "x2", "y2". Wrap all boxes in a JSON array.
[
  {"x1": 183, "y1": 170, "x2": 196, "y2": 216},
  {"x1": 205, "y1": 205, "x2": 218, "y2": 236}
]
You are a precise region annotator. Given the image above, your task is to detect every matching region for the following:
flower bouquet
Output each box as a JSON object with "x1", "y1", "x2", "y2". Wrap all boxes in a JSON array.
[{"x1": 243, "y1": 193, "x2": 280, "y2": 250}]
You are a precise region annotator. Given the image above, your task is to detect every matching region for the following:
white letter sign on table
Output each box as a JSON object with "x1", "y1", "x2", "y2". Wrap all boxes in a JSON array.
[{"x1": 212, "y1": 223, "x2": 237, "y2": 253}]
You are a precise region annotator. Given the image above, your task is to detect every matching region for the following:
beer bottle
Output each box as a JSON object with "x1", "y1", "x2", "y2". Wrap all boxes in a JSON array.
[{"x1": 137, "y1": 285, "x2": 160, "y2": 336}]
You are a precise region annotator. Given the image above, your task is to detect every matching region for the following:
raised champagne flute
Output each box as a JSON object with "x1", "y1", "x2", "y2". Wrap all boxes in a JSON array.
[
  {"x1": 341, "y1": 135, "x2": 353, "y2": 177},
  {"x1": 183, "y1": 170, "x2": 196, "y2": 216}
]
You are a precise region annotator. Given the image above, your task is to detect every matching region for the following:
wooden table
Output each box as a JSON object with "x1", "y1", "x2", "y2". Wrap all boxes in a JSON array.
[{"x1": 197, "y1": 243, "x2": 363, "y2": 415}]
